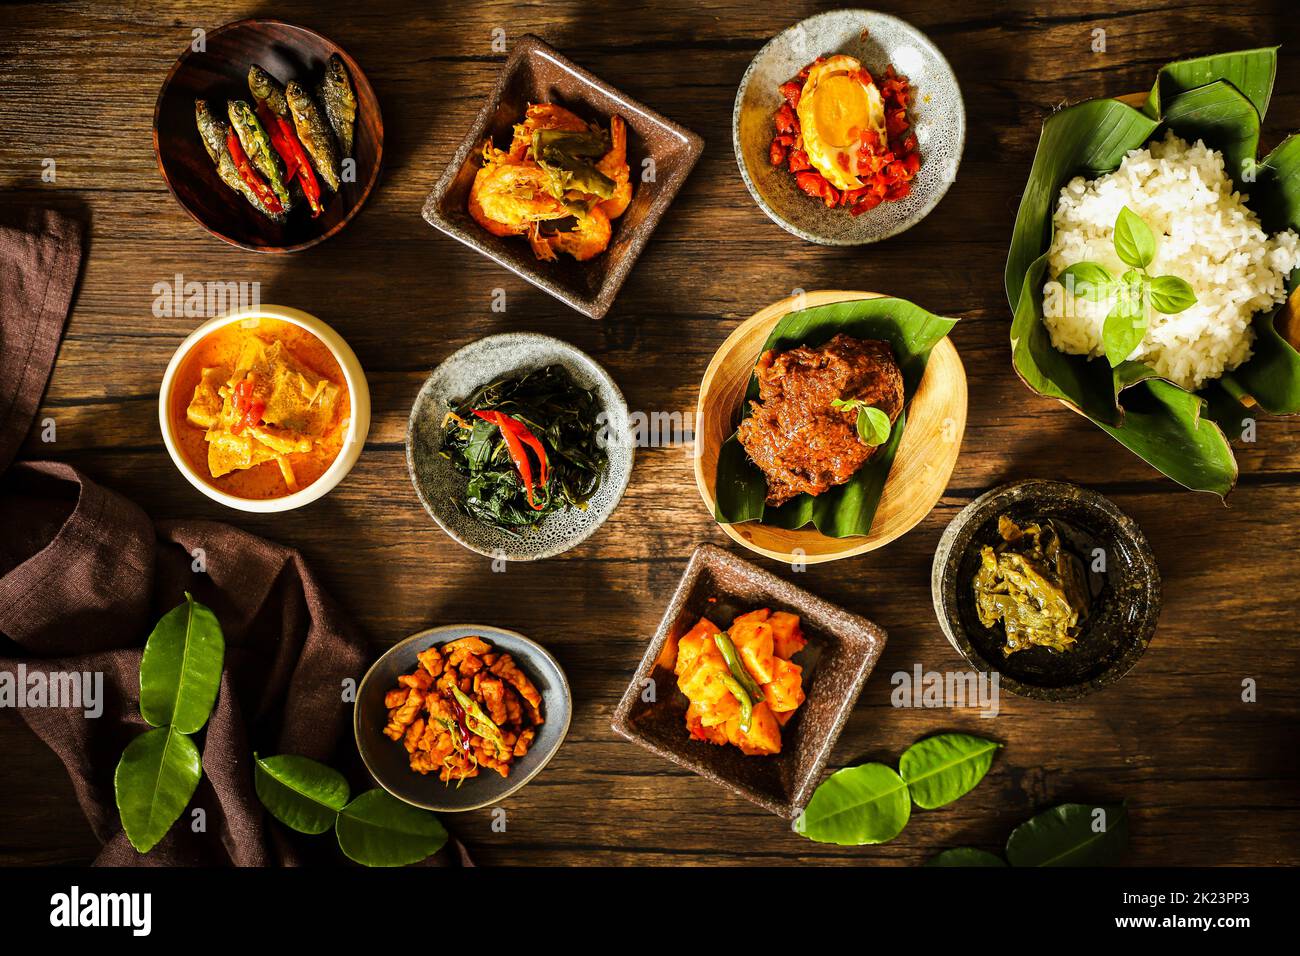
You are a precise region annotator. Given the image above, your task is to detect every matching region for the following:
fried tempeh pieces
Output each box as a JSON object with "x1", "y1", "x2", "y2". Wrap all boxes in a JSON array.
[{"x1": 382, "y1": 637, "x2": 545, "y2": 784}]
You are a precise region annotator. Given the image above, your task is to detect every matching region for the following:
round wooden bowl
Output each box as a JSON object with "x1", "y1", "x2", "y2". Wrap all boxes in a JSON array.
[
  {"x1": 694, "y1": 290, "x2": 967, "y2": 564},
  {"x1": 153, "y1": 19, "x2": 383, "y2": 253}
]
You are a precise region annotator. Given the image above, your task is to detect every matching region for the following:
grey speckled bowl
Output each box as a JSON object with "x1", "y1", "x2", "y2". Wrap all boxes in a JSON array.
[
  {"x1": 932, "y1": 480, "x2": 1161, "y2": 701},
  {"x1": 734, "y1": 9, "x2": 965, "y2": 245},
  {"x1": 406, "y1": 333, "x2": 634, "y2": 561},
  {"x1": 355, "y1": 624, "x2": 571, "y2": 812}
]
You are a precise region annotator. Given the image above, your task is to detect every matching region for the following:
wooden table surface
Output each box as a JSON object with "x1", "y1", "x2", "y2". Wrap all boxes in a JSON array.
[{"x1": 2, "y1": 0, "x2": 1298, "y2": 867}]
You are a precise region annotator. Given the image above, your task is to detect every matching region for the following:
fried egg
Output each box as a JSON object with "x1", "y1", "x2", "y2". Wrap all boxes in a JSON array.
[{"x1": 796, "y1": 55, "x2": 887, "y2": 191}]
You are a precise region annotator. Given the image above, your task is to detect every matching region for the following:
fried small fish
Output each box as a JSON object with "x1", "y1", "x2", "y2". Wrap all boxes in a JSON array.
[
  {"x1": 195, "y1": 99, "x2": 284, "y2": 222},
  {"x1": 285, "y1": 81, "x2": 340, "y2": 192},
  {"x1": 228, "y1": 99, "x2": 291, "y2": 210},
  {"x1": 318, "y1": 53, "x2": 356, "y2": 157},
  {"x1": 247, "y1": 64, "x2": 289, "y2": 117}
]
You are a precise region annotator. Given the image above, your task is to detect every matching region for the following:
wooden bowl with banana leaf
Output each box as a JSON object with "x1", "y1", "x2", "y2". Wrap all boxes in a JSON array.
[
  {"x1": 153, "y1": 18, "x2": 382, "y2": 253},
  {"x1": 694, "y1": 290, "x2": 966, "y2": 565}
]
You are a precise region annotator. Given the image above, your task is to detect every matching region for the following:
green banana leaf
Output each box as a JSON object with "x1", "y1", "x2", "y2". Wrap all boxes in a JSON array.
[
  {"x1": 714, "y1": 297, "x2": 958, "y2": 538},
  {"x1": 1005, "y1": 47, "x2": 1300, "y2": 496}
]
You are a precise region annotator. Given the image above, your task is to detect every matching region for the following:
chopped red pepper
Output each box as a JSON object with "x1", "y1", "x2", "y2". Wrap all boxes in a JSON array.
[
  {"x1": 773, "y1": 103, "x2": 798, "y2": 135},
  {"x1": 795, "y1": 170, "x2": 840, "y2": 207},
  {"x1": 230, "y1": 377, "x2": 266, "y2": 435},
  {"x1": 472, "y1": 409, "x2": 549, "y2": 510}
]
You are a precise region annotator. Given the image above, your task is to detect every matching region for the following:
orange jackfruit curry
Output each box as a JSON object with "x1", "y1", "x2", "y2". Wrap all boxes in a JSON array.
[
  {"x1": 671, "y1": 608, "x2": 807, "y2": 756},
  {"x1": 170, "y1": 317, "x2": 349, "y2": 499}
]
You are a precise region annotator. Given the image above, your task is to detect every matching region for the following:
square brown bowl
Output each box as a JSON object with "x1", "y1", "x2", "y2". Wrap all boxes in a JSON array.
[
  {"x1": 421, "y1": 34, "x2": 703, "y2": 319},
  {"x1": 611, "y1": 544, "x2": 887, "y2": 818}
]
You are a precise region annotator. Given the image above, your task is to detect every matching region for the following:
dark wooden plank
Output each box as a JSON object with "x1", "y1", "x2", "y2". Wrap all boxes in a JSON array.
[{"x1": 2, "y1": 0, "x2": 1298, "y2": 867}]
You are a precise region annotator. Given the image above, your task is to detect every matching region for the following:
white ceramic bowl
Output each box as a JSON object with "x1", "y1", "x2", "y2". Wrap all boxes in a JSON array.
[{"x1": 158, "y1": 305, "x2": 371, "y2": 512}]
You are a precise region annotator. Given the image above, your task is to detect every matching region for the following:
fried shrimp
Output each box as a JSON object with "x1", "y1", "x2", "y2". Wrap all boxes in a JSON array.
[{"x1": 468, "y1": 102, "x2": 632, "y2": 261}]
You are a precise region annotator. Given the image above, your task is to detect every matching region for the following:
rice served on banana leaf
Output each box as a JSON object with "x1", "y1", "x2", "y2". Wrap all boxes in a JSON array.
[{"x1": 1042, "y1": 131, "x2": 1300, "y2": 390}]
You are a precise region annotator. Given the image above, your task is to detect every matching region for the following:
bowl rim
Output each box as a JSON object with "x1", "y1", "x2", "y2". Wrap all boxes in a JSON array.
[
  {"x1": 420, "y1": 32, "x2": 705, "y2": 319},
  {"x1": 404, "y1": 331, "x2": 636, "y2": 560},
  {"x1": 731, "y1": 8, "x2": 966, "y2": 246},
  {"x1": 157, "y1": 304, "x2": 371, "y2": 513},
  {"x1": 692, "y1": 289, "x2": 966, "y2": 563},
  {"x1": 930, "y1": 478, "x2": 1163, "y2": 700},
  {"x1": 353, "y1": 623, "x2": 573, "y2": 812},
  {"x1": 152, "y1": 16, "x2": 384, "y2": 254}
]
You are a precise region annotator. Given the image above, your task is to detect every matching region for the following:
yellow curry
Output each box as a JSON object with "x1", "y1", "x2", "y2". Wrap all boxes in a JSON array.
[{"x1": 170, "y1": 317, "x2": 349, "y2": 500}]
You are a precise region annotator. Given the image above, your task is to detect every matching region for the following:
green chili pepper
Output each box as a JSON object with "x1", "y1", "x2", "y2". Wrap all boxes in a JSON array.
[
  {"x1": 450, "y1": 685, "x2": 510, "y2": 759},
  {"x1": 720, "y1": 673, "x2": 754, "y2": 733},
  {"x1": 714, "y1": 632, "x2": 765, "y2": 704}
]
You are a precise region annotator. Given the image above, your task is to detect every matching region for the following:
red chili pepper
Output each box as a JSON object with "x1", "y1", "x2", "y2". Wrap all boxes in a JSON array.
[
  {"x1": 225, "y1": 130, "x2": 283, "y2": 214},
  {"x1": 446, "y1": 692, "x2": 473, "y2": 752},
  {"x1": 230, "y1": 378, "x2": 265, "y2": 435},
  {"x1": 253, "y1": 103, "x2": 323, "y2": 217},
  {"x1": 279, "y1": 116, "x2": 323, "y2": 216},
  {"x1": 472, "y1": 409, "x2": 549, "y2": 510},
  {"x1": 254, "y1": 102, "x2": 299, "y2": 180}
]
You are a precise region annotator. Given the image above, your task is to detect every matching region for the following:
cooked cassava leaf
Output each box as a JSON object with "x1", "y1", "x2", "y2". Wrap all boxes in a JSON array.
[
  {"x1": 440, "y1": 364, "x2": 606, "y2": 533},
  {"x1": 1005, "y1": 47, "x2": 1300, "y2": 496},
  {"x1": 714, "y1": 297, "x2": 956, "y2": 538}
]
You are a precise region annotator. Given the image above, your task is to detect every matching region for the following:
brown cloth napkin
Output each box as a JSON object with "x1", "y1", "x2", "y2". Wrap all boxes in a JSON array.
[
  {"x1": 0, "y1": 207, "x2": 83, "y2": 475},
  {"x1": 0, "y1": 207, "x2": 461, "y2": 866}
]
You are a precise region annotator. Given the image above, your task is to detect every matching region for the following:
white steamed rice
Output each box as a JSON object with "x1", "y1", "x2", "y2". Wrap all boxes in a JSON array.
[{"x1": 1042, "y1": 130, "x2": 1300, "y2": 390}]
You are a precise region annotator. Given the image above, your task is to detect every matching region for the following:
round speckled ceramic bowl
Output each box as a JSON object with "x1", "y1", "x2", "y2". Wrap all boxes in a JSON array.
[
  {"x1": 734, "y1": 9, "x2": 965, "y2": 245},
  {"x1": 355, "y1": 624, "x2": 571, "y2": 812},
  {"x1": 406, "y1": 333, "x2": 634, "y2": 561},
  {"x1": 931, "y1": 480, "x2": 1161, "y2": 700}
]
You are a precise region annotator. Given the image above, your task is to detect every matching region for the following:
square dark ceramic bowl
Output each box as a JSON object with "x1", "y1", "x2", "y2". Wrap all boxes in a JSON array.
[
  {"x1": 421, "y1": 34, "x2": 703, "y2": 319},
  {"x1": 611, "y1": 544, "x2": 887, "y2": 818}
]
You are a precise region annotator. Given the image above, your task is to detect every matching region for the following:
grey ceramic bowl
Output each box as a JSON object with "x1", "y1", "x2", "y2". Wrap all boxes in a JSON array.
[
  {"x1": 734, "y1": 9, "x2": 965, "y2": 245},
  {"x1": 931, "y1": 480, "x2": 1161, "y2": 700},
  {"x1": 406, "y1": 332, "x2": 635, "y2": 561},
  {"x1": 422, "y1": 34, "x2": 703, "y2": 319},
  {"x1": 612, "y1": 544, "x2": 887, "y2": 818},
  {"x1": 355, "y1": 624, "x2": 572, "y2": 812}
]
